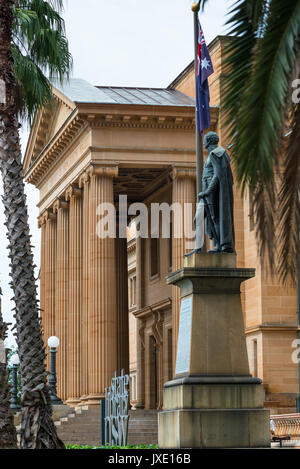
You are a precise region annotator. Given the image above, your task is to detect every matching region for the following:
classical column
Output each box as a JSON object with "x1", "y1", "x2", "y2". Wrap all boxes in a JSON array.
[
  {"x1": 115, "y1": 236, "x2": 129, "y2": 374},
  {"x1": 87, "y1": 164, "x2": 118, "y2": 404},
  {"x1": 38, "y1": 213, "x2": 47, "y2": 325},
  {"x1": 79, "y1": 171, "x2": 90, "y2": 402},
  {"x1": 66, "y1": 185, "x2": 83, "y2": 405},
  {"x1": 44, "y1": 209, "x2": 57, "y2": 349},
  {"x1": 53, "y1": 199, "x2": 69, "y2": 402},
  {"x1": 135, "y1": 235, "x2": 145, "y2": 408},
  {"x1": 171, "y1": 167, "x2": 196, "y2": 374}
]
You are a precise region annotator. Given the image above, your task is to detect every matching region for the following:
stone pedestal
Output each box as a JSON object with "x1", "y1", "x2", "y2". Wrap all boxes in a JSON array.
[{"x1": 158, "y1": 253, "x2": 270, "y2": 448}]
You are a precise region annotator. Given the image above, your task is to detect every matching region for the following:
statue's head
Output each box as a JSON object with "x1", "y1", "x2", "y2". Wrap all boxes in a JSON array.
[{"x1": 204, "y1": 131, "x2": 219, "y2": 149}]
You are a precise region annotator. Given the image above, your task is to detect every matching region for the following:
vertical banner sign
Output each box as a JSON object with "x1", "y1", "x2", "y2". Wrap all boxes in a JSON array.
[{"x1": 105, "y1": 369, "x2": 130, "y2": 446}]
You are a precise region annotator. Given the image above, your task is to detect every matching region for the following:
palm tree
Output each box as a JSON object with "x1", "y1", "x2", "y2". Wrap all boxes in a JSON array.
[
  {"x1": 198, "y1": 0, "x2": 300, "y2": 283},
  {"x1": 0, "y1": 289, "x2": 18, "y2": 449},
  {"x1": 0, "y1": 0, "x2": 71, "y2": 449}
]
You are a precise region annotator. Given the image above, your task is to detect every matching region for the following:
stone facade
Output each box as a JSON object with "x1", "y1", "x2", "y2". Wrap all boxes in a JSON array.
[{"x1": 23, "y1": 36, "x2": 298, "y2": 412}]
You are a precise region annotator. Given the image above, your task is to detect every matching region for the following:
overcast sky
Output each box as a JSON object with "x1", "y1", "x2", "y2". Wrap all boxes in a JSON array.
[{"x1": 1, "y1": 0, "x2": 229, "y2": 347}]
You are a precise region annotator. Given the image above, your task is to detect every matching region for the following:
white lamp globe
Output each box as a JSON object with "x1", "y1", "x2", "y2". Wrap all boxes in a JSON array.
[
  {"x1": 11, "y1": 354, "x2": 20, "y2": 366},
  {"x1": 47, "y1": 336, "x2": 60, "y2": 348}
]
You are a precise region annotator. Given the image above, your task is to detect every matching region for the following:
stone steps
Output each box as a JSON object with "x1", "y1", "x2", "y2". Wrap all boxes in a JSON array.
[{"x1": 55, "y1": 406, "x2": 158, "y2": 446}]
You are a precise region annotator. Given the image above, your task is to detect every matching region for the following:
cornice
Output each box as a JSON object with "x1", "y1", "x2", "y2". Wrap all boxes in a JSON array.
[
  {"x1": 133, "y1": 297, "x2": 172, "y2": 319},
  {"x1": 84, "y1": 106, "x2": 218, "y2": 131},
  {"x1": 88, "y1": 115, "x2": 195, "y2": 131},
  {"x1": 245, "y1": 323, "x2": 299, "y2": 334},
  {"x1": 25, "y1": 113, "x2": 86, "y2": 185},
  {"x1": 88, "y1": 145, "x2": 195, "y2": 156}
]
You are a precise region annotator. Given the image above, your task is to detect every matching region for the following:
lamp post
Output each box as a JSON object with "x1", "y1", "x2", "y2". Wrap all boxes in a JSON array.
[
  {"x1": 10, "y1": 354, "x2": 20, "y2": 412},
  {"x1": 47, "y1": 336, "x2": 63, "y2": 405}
]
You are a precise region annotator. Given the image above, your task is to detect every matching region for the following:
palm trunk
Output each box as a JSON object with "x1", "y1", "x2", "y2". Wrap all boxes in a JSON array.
[
  {"x1": 0, "y1": 0, "x2": 64, "y2": 449},
  {"x1": 0, "y1": 292, "x2": 18, "y2": 449}
]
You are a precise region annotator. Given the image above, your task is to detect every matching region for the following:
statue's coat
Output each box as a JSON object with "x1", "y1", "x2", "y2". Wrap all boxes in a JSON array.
[{"x1": 203, "y1": 146, "x2": 235, "y2": 248}]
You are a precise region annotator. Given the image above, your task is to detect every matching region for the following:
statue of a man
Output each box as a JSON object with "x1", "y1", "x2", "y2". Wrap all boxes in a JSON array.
[{"x1": 194, "y1": 131, "x2": 235, "y2": 253}]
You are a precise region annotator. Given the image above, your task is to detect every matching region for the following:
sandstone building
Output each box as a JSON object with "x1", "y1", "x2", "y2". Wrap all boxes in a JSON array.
[{"x1": 23, "y1": 36, "x2": 298, "y2": 413}]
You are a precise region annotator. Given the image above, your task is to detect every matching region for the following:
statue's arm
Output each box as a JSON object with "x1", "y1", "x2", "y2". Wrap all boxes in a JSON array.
[
  {"x1": 198, "y1": 175, "x2": 218, "y2": 199},
  {"x1": 204, "y1": 175, "x2": 219, "y2": 195}
]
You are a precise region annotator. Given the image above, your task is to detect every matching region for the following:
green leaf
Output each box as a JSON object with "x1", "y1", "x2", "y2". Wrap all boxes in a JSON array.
[{"x1": 11, "y1": 0, "x2": 72, "y2": 121}]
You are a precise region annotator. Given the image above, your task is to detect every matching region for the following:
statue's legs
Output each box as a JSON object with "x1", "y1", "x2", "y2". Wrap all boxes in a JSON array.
[{"x1": 206, "y1": 203, "x2": 220, "y2": 252}]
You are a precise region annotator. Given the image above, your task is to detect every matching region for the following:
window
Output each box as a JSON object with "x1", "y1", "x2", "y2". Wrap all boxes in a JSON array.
[
  {"x1": 150, "y1": 238, "x2": 159, "y2": 278},
  {"x1": 129, "y1": 275, "x2": 136, "y2": 308}
]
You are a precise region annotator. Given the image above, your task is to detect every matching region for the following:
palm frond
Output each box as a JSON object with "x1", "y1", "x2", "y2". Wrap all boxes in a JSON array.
[
  {"x1": 252, "y1": 181, "x2": 276, "y2": 272},
  {"x1": 12, "y1": 0, "x2": 72, "y2": 122},
  {"x1": 224, "y1": 0, "x2": 300, "y2": 191},
  {"x1": 221, "y1": 0, "x2": 300, "y2": 277},
  {"x1": 198, "y1": 0, "x2": 209, "y2": 11},
  {"x1": 12, "y1": 45, "x2": 54, "y2": 121},
  {"x1": 277, "y1": 103, "x2": 300, "y2": 284},
  {"x1": 221, "y1": 1, "x2": 269, "y2": 140}
]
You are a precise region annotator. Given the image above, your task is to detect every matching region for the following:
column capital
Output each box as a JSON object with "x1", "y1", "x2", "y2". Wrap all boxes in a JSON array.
[
  {"x1": 53, "y1": 199, "x2": 69, "y2": 214},
  {"x1": 78, "y1": 171, "x2": 89, "y2": 188},
  {"x1": 38, "y1": 212, "x2": 47, "y2": 228},
  {"x1": 87, "y1": 163, "x2": 118, "y2": 179},
  {"x1": 44, "y1": 209, "x2": 56, "y2": 222},
  {"x1": 65, "y1": 185, "x2": 82, "y2": 201},
  {"x1": 172, "y1": 165, "x2": 196, "y2": 181}
]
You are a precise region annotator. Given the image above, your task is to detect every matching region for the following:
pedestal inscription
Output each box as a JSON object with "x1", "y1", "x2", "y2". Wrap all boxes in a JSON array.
[{"x1": 175, "y1": 296, "x2": 192, "y2": 376}]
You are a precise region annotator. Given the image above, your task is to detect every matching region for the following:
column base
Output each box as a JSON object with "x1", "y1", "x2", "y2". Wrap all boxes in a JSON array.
[
  {"x1": 65, "y1": 398, "x2": 81, "y2": 408},
  {"x1": 158, "y1": 380, "x2": 270, "y2": 448},
  {"x1": 83, "y1": 394, "x2": 104, "y2": 406}
]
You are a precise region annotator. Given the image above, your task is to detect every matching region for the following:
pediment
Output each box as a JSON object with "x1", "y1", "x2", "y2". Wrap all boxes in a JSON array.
[{"x1": 23, "y1": 88, "x2": 76, "y2": 173}]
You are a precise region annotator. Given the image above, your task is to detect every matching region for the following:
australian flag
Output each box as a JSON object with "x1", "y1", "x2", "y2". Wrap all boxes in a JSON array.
[{"x1": 196, "y1": 21, "x2": 214, "y2": 135}]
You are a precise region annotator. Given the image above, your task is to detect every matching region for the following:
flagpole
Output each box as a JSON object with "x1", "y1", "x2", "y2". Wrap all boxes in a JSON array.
[{"x1": 191, "y1": 1, "x2": 203, "y2": 198}]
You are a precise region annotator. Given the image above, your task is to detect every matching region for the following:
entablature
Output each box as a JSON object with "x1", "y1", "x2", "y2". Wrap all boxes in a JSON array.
[{"x1": 25, "y1": 102, "x2": 218, "y2": 188}]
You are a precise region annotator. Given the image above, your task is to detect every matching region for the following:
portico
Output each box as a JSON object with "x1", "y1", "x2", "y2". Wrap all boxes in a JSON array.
[{"x1": 24, "y1": 80, "x2": 218, "y2": 405}]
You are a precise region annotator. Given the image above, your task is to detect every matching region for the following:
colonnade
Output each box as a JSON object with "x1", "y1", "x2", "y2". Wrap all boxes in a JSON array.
[
  {"x1": 38, "y1": 163, "x2": 195, "y2": 406},
  {"x1": 38, "y1": 164, "x2": 129, "y2": 405}
]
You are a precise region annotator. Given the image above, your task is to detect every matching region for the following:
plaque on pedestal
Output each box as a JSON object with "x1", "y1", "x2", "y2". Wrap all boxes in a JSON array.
[{"x1": 175, "y1": 297, "x2": 192, "y2": 376}]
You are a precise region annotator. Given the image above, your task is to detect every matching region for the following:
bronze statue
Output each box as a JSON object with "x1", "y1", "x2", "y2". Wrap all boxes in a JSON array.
[{"x1": 194, "y1": 131, "x2": 235, "y2": 253}]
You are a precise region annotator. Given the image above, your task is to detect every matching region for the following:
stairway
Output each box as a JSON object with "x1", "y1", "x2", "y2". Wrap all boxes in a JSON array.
[
  {"x1": 55, "y1": 405, "x2": 101, "y2": 446},
  {"x1": 127, "y1": 409, "x2": 158, "y2": 446},
  {"x1": 55, "y1": 406, "x2": 158, "y2": 447}
]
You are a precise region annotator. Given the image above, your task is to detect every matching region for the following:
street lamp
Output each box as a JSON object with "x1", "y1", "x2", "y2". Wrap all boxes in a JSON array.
[
  {"x1": 47, "y1": 336, "x2": 63, "y2": 405},
  {"x1": 10, "y1": 354, "x2": 20, "y2": 412}
]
